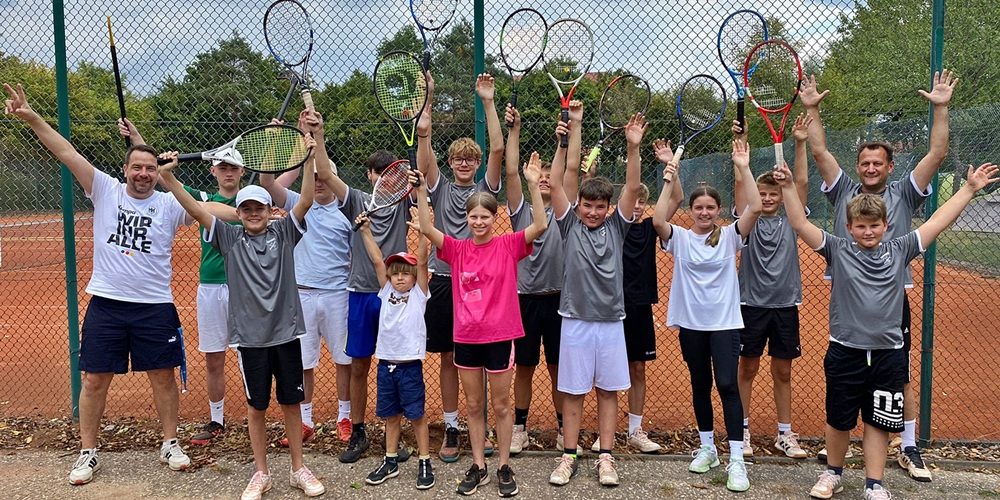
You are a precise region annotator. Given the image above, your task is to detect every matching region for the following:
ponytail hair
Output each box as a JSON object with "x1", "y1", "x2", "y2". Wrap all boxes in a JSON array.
[{"x1": 688, "y1": 184, "x2": 724, "y2": 247}]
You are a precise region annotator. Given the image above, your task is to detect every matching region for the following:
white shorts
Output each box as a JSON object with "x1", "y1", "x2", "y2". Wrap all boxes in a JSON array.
[
  {"x1": 299, "y1": 288, "x2": 351, "y2": 368},
  {"x1": 196, "y1": 284, "x2": 230, "y2": 353},
  {"x1": 557, "y1": 318, "x2": 631, "y2": 395}
]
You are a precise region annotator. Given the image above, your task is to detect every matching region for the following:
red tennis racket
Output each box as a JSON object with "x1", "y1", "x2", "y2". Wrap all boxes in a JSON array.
[{"x1": 743, "y1": 39, "x2": 803, "y2": 168}]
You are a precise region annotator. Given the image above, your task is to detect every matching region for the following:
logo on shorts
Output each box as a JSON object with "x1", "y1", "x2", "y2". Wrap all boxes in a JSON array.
[
  {"x1": 167, "y1": 335, "x2": 177, "y2": 343},
  {"x1": 297, "y1": 384, "x2": 303, "y2": 392},
  {"x1": 872, "y1": 389, "x2": 903, "y2": 428}
]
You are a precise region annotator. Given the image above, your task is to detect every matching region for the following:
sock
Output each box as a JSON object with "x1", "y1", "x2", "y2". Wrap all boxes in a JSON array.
[
  {"x1": 385, "y1": 452, "x2": 398, "y2": 460},
  {"x1": 556, "y1": 412, "x2": 564, "y2": 431},
  {"x1": 563, "y1": 448, "x2": 577, "y2": 458},
  {"x1": 514, "y1": 407, "x2": 529, "y2": 427},
  {"x1": 598, "y1": 449, "x2": 612, "y2": 455},
  {"x1": 778, "y1": 422, "x2": 792, "y2": 435},
  {"x1": 729, "y1": 440, "x2": 744, "y2": 459},
  {"x1": 865, "y1": 478, "x2": 882, "y2": 490},
  {"x1": 80, "y1": 448, "x2": 96, "y2": 455},
  {"x1": 742, "y1": 417, "x2": 749, "y2": 429},
  {"x1": 337, "y1": 400, "x2": 351, "y2": 421},
  {"x1": 698, "y1": 431, "x2": 715, "y2": 448},
  {"x1": 419, "y1": 455, "x2": 431, "y2": 461},
  {"x1": 209, "y1": 399, "x2": 224, "y2": 426},
  {"x1": 353, "y1": 422, "x2": 366, "y2": 435},
  {"x1": 444, "y1": 411, "x2": 459, "y2": 430},
  {"x1": 828, "y1": 466, "x2": 843, "y2": 476},
  {"x1": 627, "y1": 413, "x2": 643, "y2": 435},
  {"x1": 901, "y1": 420, "x2": 917, "y2": 449},
  {"x1": 162, "y1": 438, "x2": 177, "y2": 449},
  {"x1": 300, "y1": 402, "x2": 314, "y2": 428}
]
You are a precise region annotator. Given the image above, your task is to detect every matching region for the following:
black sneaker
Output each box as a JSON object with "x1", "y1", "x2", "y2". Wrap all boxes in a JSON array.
[
  {"x1": 456, "y1": 463, "x2": 489, "y2": 495},
  {"x1": 365, "y1": 457, "x2": 399, "y2": 485},
  {"x1": 416, "y1": 458, "x2": 435, "y2": 490},
  {"x1": 440, "y1": 426, "x2": 461, "y2": 463},
  {"x1": 190, "y1": 421, "x2": 224, "y2": 446},
  {"x1": 397, "y1": 441, "x2": 411, "y2": 463},
  {"x1": 339, "y1": 428, "x2": 369, "y2": 464},
  {"x1": 497, "y1": 464, "x2": 519, "y2": 497}
]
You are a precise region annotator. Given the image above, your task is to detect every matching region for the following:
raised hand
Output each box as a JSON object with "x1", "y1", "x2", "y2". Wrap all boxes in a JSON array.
[
  {"x1": 732, "y1": 138, "x2": 750, "y2": 170},
  {"x1": 653, "y1": 139, "x2": 674, "y2": 165},
  {"x1": 965, "y1": 163, "x2": 1000, "y2": 192},
  {"x1": 554, "y1": 119, "x2": 569, "y2": 142},
  {"x1": 299, "y1": 109, "x2": 324, "y2": 136},
  {"x1": 772, "y1": 163, "x2": 793, "y2": 187},
  {"x1": 662, "y1": 160, "x2": 678, "y2": 182},
  {"x1": 568, "y1": 99, "x2": 583, "y2": 123},
  {"x1": 624, "y1": 113, "x2": 648, "y2": 147},
  {"x1": 157, "y1": 151, "x2": 179, "y2": 174},
  {"x1": 505, "y1": 104, "x2": 521, "y2": 129},
  {"x1": 408, "y1": 169, "x2": 426, "y2": 192},
  {"x1": 3, "y1": 83, "x2": 37, "y2": 121},
  {"x1": 406, "y1": 206, "x2": 422, "y2": 233},
  {"x1": 798, "y1": 74, "x2": 829, "y2": 108},
  {"x1": 918, "y1": 69, "x2": 958, "y2": 106},
  {"x1": 354, "y1": 213, "x2": 371, "y2": 232},
  {"x1": 303, "y1": 133, "x2": 317, "y2": 158},
  {"x1": 523, "y1": 151, "x2": 542, "y2": 184},
  {"x1": 425, "y1": 70, "x2": 435, "y2": 98},
  {"x1": 118, "y1": 118, "x2": 136, "y2": 138},
  {"x1": 791, "y1": 112, "x2": 812, "y2": 142},
  {"x1": 475, "y1": 73, "x2": 495, "y2": 101},
  {"x1": 730, "y1": 119, "x2": 746, "y2": 139}
]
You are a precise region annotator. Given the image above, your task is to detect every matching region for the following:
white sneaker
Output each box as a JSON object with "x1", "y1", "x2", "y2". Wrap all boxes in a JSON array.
[
  {"x1": 627, "y1": 428, "x2": 661, "y2": 453},
  {"x1": 556, "y1": 430, "x2": 583, "y2": 455},
  {"x1": 775, "y1": 432, "x2": 808, "y2": 458},
  {"x1": 743, "y1": 428, "x2": 754, "y2": 457},
  {"x1": 725, "y1": 459, "x2": 750, "y2": 492},
  {"x1": 241, "y1": 471, "x2": 272, "y2": 500},
  {"x1": 595, "y1": 453, "x2": 619, "y2": 486},
  {"x1": 809, "y1": 470, "x2": 843, "y2": 499},
  {"x1": 510, "y1": 424, "x2": 529, "y2": 454},
  {"x1": 290, "y1": 466, "x2": 325, "y2": 496},
  {"x1": 864, "y1": 484, "x2": 892, "y2": 500},
  {"x1": 688, "y1": 445, "x2": 720, "y2": 473},
  {"x1": 549, "y1": 454, "x2": 578, "y2": 486},
  {"x1": 68, "y1": 449, "x2": 100, "y2": 485},
  {"x1": 159, "y1": 440, "x2": 190, "y2": 471},
  {"x1": 590, "y1": 437, "x2": 601, "y2": 453}
]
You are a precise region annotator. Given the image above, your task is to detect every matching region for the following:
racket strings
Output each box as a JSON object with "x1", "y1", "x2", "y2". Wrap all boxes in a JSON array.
[
  {"x1": 265, "y1": 2, "x2": 311, "y2": 65},
  {"x1": 374, "y1": 55, "x2": 427, "y2": 123},
  {"x1": 372, "y1": 163, "x2": 412, "y2": 206},
  {"x1": 602, "y1": 77, "x2": 650, "y2": 128},
  {"x1": 679, "y1": 77, "x2": 726, "y2": 131},
  {"x1": 747, "y1": 41, "x2": 801, "y2": 111},
  {"x1": 412, "y1": 0, "x2": 455, "y2": 29},
  {"x1": 544, "y1": 21, "x2": 592, "y2": 81},
  {"x1": 237, "y1": 126, "x2": 309, "y2": 173},
  {"x1": 500, "y1": 11, "x2": 547, "y2": 72},
  {"x1": 720, "y1": 13, "x2": 766, "y2": 72}
]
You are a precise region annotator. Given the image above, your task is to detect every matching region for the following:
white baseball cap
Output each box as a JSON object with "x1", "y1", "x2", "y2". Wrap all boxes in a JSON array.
[
  {"x1": 212, "y1": 147, "x2": 245, "y2": 168},
  {"x1": 235, "y1": 185, "x2": 272, "y2": 207}
]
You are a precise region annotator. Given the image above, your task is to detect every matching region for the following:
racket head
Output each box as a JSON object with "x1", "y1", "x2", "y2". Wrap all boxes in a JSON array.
[
  {"x1": 370, "y1": 159, "x2": 414, "y2": 209},
  {"x1": 410, "y1": 0, "x2": 457, "y2": 31},
  {"x1": 542, "y1": 18, "x2": 594, "y2": 85},
  {"x1": 500, "y1": 8, "x2": 548, "y2": 74},
  {"x1": 676, "y1": 74, "x2": 728, "y2": 140},
  {"x1": 600, "y1": 74, "x2": 651, "y2": 130},
  {"x1": 743, "y1": 39, "x2": 803, "y2": 113},
  {"x1": 717, "y1": 9, "x2": 769, "y2": 92},
  {"x1": 232, "y1": 124, "x2": 311, "y2": 174},
  {"x1": 263, "y1": 0, "x2": 313, "y2": 67},
  {"x1": 373, "y1": 51, "x2": 429, "y2": 126}
]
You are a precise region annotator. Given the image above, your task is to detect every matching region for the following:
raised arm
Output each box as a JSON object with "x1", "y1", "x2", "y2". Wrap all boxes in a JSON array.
[
  {"x1": 416, "y1": 71, "x2": 439, "y2": 188},
  {"x1": 791, "y1": 112, "x2": 812, "y2": 205},
  {"x1": 118, "y1": 118, "x2": 146, "y2": 146},
  {"x1": 407, "y1": 206, "x2": 430, "y2": 294},
  {"x1": 918, "y1": 163, "x2": 998, "y2": 245},
  {"x1": 563, "y1": 100, "x2": 584, "y2": 203},
  {"x1": 521, "y1": 151, "x2": 549, "y2": 242},
  {"x1": 276, "y1": 167, "x2": 301, "y2": 188},
  {"x1": 651, "y1": 140, "x2": 681, "y2": 241},
  {"x1": 912, "y1": 69, "x2": 958, "y2": 191},
  {"x1": 504, "y1": 104, "x2": 524, "y2": 210},
  {"x1": 158, "y1": 152, "x2": 213, "y2": 228},
  {"x1": 798, "y1": 75, "x2": 839, "y2": 186},
  {"x1": 773, "y1": 163, "x2": 823, "y2": 248},
  {"x1": 547, "y1": 119, "x2": 572, "y2": 218},
  {"x1": 290, "y1": 111, "x2": 320, "y2": 221},
  {"x1": 618, "y1": 113, "x2": 647, "y2": 220},
  {"x1": 411, "y1": 170, "x2": 445, "y2": 248},
  {"x1": 733, "y1": 138, "x2": 763, "y2": 236},
  {"x1": 4, "y1": 83, "x2": 95, "y2": 193},
  {"x1": 356, "y1": 214, "x2": 387, "y2": 288},
  {"x1": 476, "y1": 74, "x2": 503, "y2": 190},
  {"x1": 732, "y1": 120, "x2": 749, "y2": 215},
  {"x1": 260, "y1": 171, "x2": 290, "y2": 210}
]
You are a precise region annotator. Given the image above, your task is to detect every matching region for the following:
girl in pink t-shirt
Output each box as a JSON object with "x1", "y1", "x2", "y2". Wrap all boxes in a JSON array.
[{"x1": 413, "y1": 152, "x2": 548, "y2": 492}]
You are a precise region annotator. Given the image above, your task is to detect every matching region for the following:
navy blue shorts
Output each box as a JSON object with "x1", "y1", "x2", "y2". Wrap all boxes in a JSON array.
[
  {"x1": 79, "y1": 295, "x2": 183, "y2": 374},
  {"x1": 237, "y1": 339, "x2": 305, "y2": 411},
  {"x1": 375, "y1": 359, "x2": 426, "y2": 421},
  {"x1": 346, "y1": 291, "x2": 380, "y2": 358}
]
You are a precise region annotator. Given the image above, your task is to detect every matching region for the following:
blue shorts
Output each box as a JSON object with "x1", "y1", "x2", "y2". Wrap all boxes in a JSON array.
[
  {"x1": 375, "y1": 360, "x2": 425, "y2": 421},
  {"x1": 346, "y1": 291, "x2": 381, "y2": 358},
  {"x1": 79, "y1": 295, "x2": 183, "y2": 374}
]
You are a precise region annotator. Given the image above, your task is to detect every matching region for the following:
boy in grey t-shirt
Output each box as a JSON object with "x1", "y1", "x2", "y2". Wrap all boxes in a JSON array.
[{"x1": 775, "y1": 161, "x2": 998, "y2": 500}]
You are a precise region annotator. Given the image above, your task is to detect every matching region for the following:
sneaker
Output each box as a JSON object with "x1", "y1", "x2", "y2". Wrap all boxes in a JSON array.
[
  {"x1": 439, "y1": 426, "x2": 460, "y2": 463},
  {"x1": 595, "y1": 453, "x2": 619, "y2": 486},
  {"x1": 557, "y1": 431, "x2": 583, "y2": 455},
  {"x1": 549, "y1": 454, "x2": 578, "y2": 486},
  {"x1": 365, "y1": 457, "x2": 399, "y2": 485},
  {"x1": 396, "y1": 442, "x2": 411, "y2": 463},
  {"x1": 817, "y1": 447, "x2": 853, "y2": 462},
  {"x1": 68, "y1": 450, "x2": 100, "y2": 485},
  {"x1": 628, "y1": 428, "x2": 661, "y2": 453},
  {"x1": 743, "y1": 428, "x2": 754, "y2": 457},
  {"x1": 339, "y1": 428, "x2": 369, "y2": 464},
  {"x1": 190, "y1": 421, "x2": 225, "y2": 446},
  {"x1": 898, "y1": 446, "x2": 932, "y2": 482},
  {"x1": 497, "y1": 464, "x2": 519, "y2": 497},
  {"x1": 159, "y1": 440, "x2": 190, "y2": 471},
  {"x1": 864, "y1": 484, "x2": 892, "y2": 500},
  {"x1": 290, "y1": 466, "x2": 325, "y2": 497},
  {"x1": 510, "y1": 424, "x2": 529, "y2": 454},
  {"x1": 775, "y1": 432, "x2": 808, "y2": 459},
  {"x1": 808, "y1": 470, "x2": 844, "y2": 499},
  {"x1": 456, "y1": 463, "x2": 489, "y2": 495},
  {"x1": 336, "y1": 418, "x2": 352, "y2": 443},
  {"x1": 725, "y1": 459, "x2": 750, "y2": 492},
  {"x1": 279, "y1": 423, "x2": 315, "y2": 448},
  {"x1": 416, "y1": 458, "x2": 435, "y2": 490},
  {"x1": 688, "y1": 445, "x2": 720, "y2": 474},
  {"x1": 241, "y1": 471, "x2": 272, "y2": 500},
  {"x1": 590, "y1": 437, "x2": 601, "y2": 453}
]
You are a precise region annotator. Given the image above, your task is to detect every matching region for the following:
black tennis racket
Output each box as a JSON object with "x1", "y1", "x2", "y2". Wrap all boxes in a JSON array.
[
  {"x1": 499, "y1": 8, "x2": 547, "y2": 127},
  {"x1": 582, "y1": 74, "x2": 651, "y2": 173},
  {"x1": 106, "y1": 16, "x2": 129, "y2": 149},
  {"x1": 373, "y1": 51, "x2": 429, "y2": 169},
  {"x1": 543, "y1": 18, "x2": 594, "y2": 148},
  {"x1": 410, "y1": 0, "x2": 457, "y2": 70},
  {"x1": 717, "y1": 9, "x2": 768, "y2": 133},
  {"x1": 264, "y1": 0, "x2": 315, "y2": 111},
  {"x1": 351, "y1": 160, "x2": 417, "y2": 231},
  {"x1": 158, "y1": 124, "x2": 311, "y2": 174},
  {"x1": 674, "y1": 74, "x2": 728, "y2": 163}
]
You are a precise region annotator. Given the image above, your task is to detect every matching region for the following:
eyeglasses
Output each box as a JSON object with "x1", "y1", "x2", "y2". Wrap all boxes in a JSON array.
[{"x1": 450, "y1": 157, "x2": 480, "y2": 165}]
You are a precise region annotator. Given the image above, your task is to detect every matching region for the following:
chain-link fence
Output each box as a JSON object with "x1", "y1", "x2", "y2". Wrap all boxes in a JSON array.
[{"x1": 2, "y1": 0, "x2": 998, "y2": 443}]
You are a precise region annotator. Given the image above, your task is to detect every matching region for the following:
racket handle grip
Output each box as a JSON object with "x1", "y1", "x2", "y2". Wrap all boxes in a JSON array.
[
  {"x1": 422, "y1": 51, "x2": 431, "y2": 71},
  {"x1": 506, "y1": 92, "x2": 518, "y2": 128},
  {"x1": 407, "y1": 148, "x2": 419, "y2": 171},
  {"x1": 158, "y1": 152, "x2": 203, "y2": 165},
  {"x1": 301, "y1": 89, "x2": 315, "y2": 112},
  {"x1": 673, "y1": 145, "x2": 685, "y2": 164},
  {"x1": 352, "y1": 217, "x2": 364, "y2": 232},
  {"x1": 773, "y1": 142, "x2": 785, "y2": 170},
  {"x1": 736, "y1": 98, "x2": 745, "y2": 134},
  {"x1": 583, "y1": 146, "x2": 600, "y2": 173},
  {"x1": 559, "y1": 109, "x2": 569, "y2": 148}
]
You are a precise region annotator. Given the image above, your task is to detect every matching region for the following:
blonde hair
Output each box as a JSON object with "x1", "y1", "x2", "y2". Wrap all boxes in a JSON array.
[
  {"x1": 447, "y1": 138, "x2": 482, "y2": 160},
  {"x1": 636, "y1": 183, "x2": 650, "y2": 203},
  {"x1": 387, "y1": 261, "x2": 417, "y2": 278},
  {"x1": 846, "y1": 193, "x2": 887, "y2": 223}
]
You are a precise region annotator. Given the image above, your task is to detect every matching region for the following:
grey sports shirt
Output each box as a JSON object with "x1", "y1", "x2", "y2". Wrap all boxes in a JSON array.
[
  {"x1": 426, "y1": 176, "x2": 498, "y2": 276},
  {"x1": 341, "y1": 187, "x2": 412, "y2": 293},
  {"x1": 738, "y1": 214, "x2": 802, "y2": 308},
  {"x1": 508, "y1": 199, "x2": 563, "y2": 294},
  {"x1": 556, "y1": 206, "x2": 632, "y2": 321}
]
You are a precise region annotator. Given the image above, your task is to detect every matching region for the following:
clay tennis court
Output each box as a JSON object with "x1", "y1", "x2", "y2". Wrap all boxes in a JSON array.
[{"x1": 2, "y1": 210, "x2": 998, "y2": 440}]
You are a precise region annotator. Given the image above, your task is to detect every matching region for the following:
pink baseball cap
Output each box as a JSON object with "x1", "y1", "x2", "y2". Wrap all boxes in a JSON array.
[{"x1": 384, "y1": 252, "x2": 417, "y2": 266}]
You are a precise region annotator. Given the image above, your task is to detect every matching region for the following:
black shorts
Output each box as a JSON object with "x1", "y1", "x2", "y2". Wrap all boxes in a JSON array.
[
  {"x1": 425, "y1": 275, "x2": 454, "y2": 353},
  {"x1": 739, "y1": 305, "x2": 801, "y2": 359},
  {"x1": 515, "y1": 293, "x2": 562, "y2": 366},
  {"x1": 237, "y1": 339, "x2": 305, "y2": 411},
  {"x1": 824, "y1": 342, "x2": 906, "y2": 433},
  {"x1": 623, "y1": 303, "x2": 656, "y2": 362},
  {"x1": 454, "y1": 340, "x2": 515, "y2": 373},
  {"x1": 79, "y1": 295, "x2": 183, "y2": 374}
]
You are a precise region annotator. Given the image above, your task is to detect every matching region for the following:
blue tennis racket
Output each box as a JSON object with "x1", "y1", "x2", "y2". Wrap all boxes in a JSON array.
[
  {"x1": 674, "y1": 74, "x2": 728, "y2": 163},
  {"x1": 717, "y1": 9, "x2": 768, "y2": 133}
]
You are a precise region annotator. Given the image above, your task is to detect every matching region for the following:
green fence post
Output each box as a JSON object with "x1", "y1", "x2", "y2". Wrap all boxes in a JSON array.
[
  {"x1": 473, "y1": 0, "x2": 486, "y2": 181},
  {"x1": 52, "y1": 0, "x2": 82, "y2": 420},
  {"x1": 919, "y1": 0, "x2": 946, "y2": 447}
]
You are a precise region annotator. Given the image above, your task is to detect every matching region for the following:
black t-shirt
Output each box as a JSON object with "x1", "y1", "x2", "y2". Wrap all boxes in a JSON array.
[{"x1": 622, "y1": 217, "x2": 659, "y2": 305}]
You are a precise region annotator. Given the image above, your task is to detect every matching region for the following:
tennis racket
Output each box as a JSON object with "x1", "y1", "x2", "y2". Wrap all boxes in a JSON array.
[
  {"x1": 157, "y1": 124, "x2": 311, "y2": 174},
  {"x1": 373, "y1": 51, "x2": 428, "y2": 169},
  {"x1": 410, "y1": 0, "x2": 457, "y2": 70},
  {"x1": 499, "y1": 8, "x2": 547, "y2": 126},
  {"x1": 177, "y1": 327, "x2": 188, "y2": 394},
  {"x1": 351, "y1": 160, "x2": 418, "y2": 231},
  {"x1": 264, "y1": 0, "x2": 315, "y2": 111},
  {"x1": 543, "y1": 18, "x2": 594, "y2": 148},
  {"x1": 106, "y1": 16, "x2": 129, "y2": 149},
  {"x1": 674, "y1": 74, "x2": 728, "y2": 163},
  {"x1": 717, "y1": 9, "x2": 768, "y2": 133},
  {"x1": 744, "y1": 39, "x2": 803, "y2": 168},
  {"x1": 582, "y1": 74, "x2": 651, "y2": 173}
]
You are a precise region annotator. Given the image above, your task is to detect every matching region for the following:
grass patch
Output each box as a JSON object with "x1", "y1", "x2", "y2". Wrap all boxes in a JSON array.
[{"x1": 934, "y1": 230, "x2": 1000, "y2": 276}]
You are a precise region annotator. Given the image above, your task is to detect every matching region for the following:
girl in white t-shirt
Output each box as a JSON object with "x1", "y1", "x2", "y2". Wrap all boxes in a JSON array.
[{"x1": 652, "y1": 138, "x2": 761, "y2": 492}]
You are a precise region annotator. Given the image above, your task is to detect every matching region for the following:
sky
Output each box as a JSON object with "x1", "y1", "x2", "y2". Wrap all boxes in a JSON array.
[{"x1": 0, "y1": 0, "x2": 856, "y2": 95}]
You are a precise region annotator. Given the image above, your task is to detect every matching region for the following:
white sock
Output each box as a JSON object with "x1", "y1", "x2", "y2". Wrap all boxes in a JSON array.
[
  {"x1": 444, "y1": 411, "x2": 460, "y2": 430},
  {"x1": 337, "y1": 400, "x2": 351, "y2": 421},
  {"x1": 698, "y1": 431, "x2": 715, "y2": 448},
  {"x1": 901, "y1": 420, "x2": 917, "y2": 449},
  {"x1": 628, "y1": 413, "x2": 643, "y2": 435},
  {"x1": 778, "y1": 422, "x2": 792, "y2": 435},
  {"x1": 729, "y1": 440, "x2": 744, "y2": 461},
  {"x1": 742, "y1": 417, "x2": 749, "y2": 429},
  {"x1": 161, "y1": 438, "x2": 177, "y2": 449},
  {"x1": 301, "y1": 402, "x2": 314, "y2": 428},
  {"x1": 209, "y1": 399, "x2": 224, "y2": 426}
]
